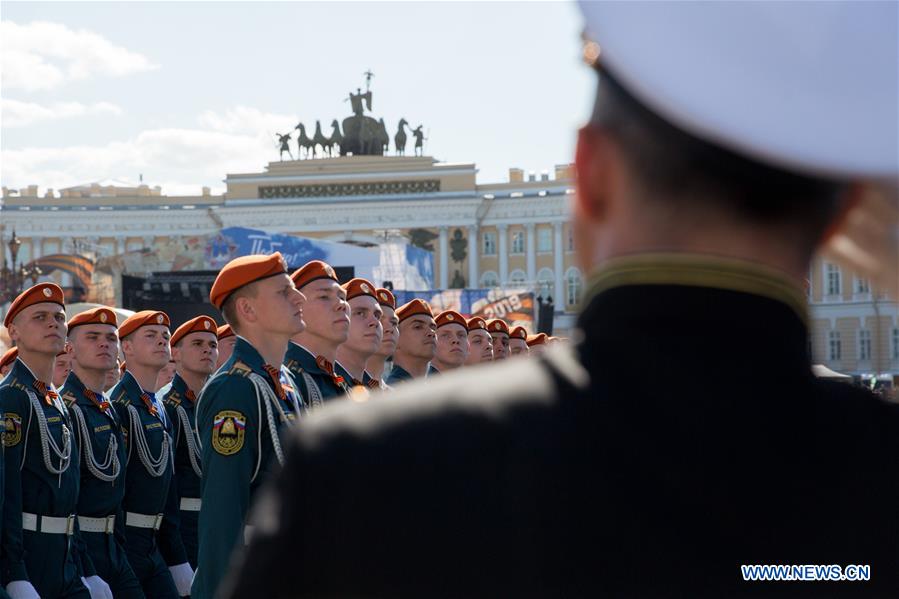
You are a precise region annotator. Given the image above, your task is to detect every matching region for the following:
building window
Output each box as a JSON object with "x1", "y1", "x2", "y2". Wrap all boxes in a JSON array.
[
  {"x1": 854, "y1": 277, "x2": 870, "y2": 295},
  {"x1": 566, "y1": 226, "x2": 575, "y2": 252},
  {"x1": 537, "y1": 268, "x2": 554, "y2": 299},
  {"x1": 482, "y1": 231, "x2": 496, "y2": 256},
  {"x1": 511, "y1": 231, "x2": 524, "y2": 255},
  {"x1": 509, "y1": 269, "x2": 527, "y2": 286},
  {"x1": 565, "y1": 267, "x2": 582, "y2": 306},
  {"x1": 537, "y1": 227, "x2": 552, "y2": 253},
  {"x1": 828, "y1": 330, "x2": 841, "y2": 361},
  {"x1": 858, "y1": 329, "x2": 872, "y2": 361},
  {"x1": 893, "y1": 328, "x2": 899, "y2": 360},
  {"x1": 825, "y1": 263, "x2": 841, "y2": 296},
  {"x1": 480, "y1": 271, "x2": 499, "y2": 288}
]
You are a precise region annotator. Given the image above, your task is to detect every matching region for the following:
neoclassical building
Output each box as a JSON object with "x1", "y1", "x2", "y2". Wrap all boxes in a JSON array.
[{"x1": 1, "y1": 155, "x2": 584, "y2": 333}]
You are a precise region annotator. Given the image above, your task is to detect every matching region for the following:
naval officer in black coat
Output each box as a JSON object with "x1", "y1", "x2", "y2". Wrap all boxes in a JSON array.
[{"x1": 223, "y1": 2, "x2": 899, "y2": 597}]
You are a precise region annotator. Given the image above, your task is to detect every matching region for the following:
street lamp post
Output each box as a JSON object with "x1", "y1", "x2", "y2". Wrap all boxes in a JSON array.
[{"x1": 1, "y1": 228, "x2": 42, "y2": 305}]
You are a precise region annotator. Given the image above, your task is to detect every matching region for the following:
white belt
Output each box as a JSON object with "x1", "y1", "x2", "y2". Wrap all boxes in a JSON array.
[
  {"x1": 78, "y1": 515, "x2": 116, "y2": 534},
  {"x1": 22, "y1": 513, "x2": 75, "y2": 535},
  {"x1": 125, "y1": 511, "x2": 163, "y2": 530},
  {"x1": 180, "y1": 497, "x2": 202, "y2": 512}
]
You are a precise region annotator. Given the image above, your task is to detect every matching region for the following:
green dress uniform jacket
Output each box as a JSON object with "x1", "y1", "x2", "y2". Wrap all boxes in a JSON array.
[
  {"x1": 384, "y1": 363, "x2": 418, "y2": 386},
  {"x1": 62, "y1": 372, "x2": 145, "y2": 599},
  {"x1": 284, "y1": 342, "x2": 349, "y2": 407},
  {"x1": 0, "y1": 359, "x2": 88, "y2": 598},
  {"x1": 223, "y1": 255, "x2": 899, "y2": 597},
  {"x1": 191, "y1": 337, "x2": 302, "y2": 599},
  {"x1": 161, "y1": 373, "x2": 202, "y2": 569},
  {"x1": 110, "y1": 372, "x2": 183, "y2": 598}
]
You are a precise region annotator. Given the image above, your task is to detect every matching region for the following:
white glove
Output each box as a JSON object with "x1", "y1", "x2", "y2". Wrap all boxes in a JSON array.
[
  {"x1": 169, "y1": 562, "x2": 194, "y2": 596},
  {"x1": 81, "y1": 575, "x2": 113, "y2": 599},
  {"x1": 6, "y1": 580, "x2": 40, "y2": 599}
]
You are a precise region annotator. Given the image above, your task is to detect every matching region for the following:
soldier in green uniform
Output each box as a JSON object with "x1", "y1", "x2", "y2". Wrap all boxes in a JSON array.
[
  {"x1": 363, "y1": 288, "x2": 398, "y2": 388},
  {"x1": 191, "y1": 252, "x2": 306, "y2": 599},
  {"x1": 385, "y1": 299, "x2": 436, "y2": 385},
  {"x1": 0, "y1": 283, "x2": 90, "y2": 598},
  {"x1": 63, "y1": 307, "x2": 140, "y2": 598},
  {"x1": 223, "y1": 3, "x2": 899, "y2": 597},
  {"x1": 334, "y1": 278, "x2": 383, "y2": 389},
  {"x1": 485, "y1": 319, "x2": 510, "y2": 361},
  {"x1": 283, "y1": 260, "x2": 351, "y2": 405},
  {"x1": 161, "y1": 315, "x2": 219, "y2": 570},
  {"x1": 110, "y1": 310, "x2": 190, "y2": 598},
  {"x1": 429, "y1": 310, "x2": 469, "y2": 375},
  {"x1": 464, "y1": 317, "x2": 493, "y2": 365}
]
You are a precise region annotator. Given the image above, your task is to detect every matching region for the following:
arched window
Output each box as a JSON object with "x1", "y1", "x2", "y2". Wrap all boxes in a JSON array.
[
  {"x1": 565, "y1": 267, "x2": 583, "y2": 306},
  {"x1": 508, "y1": 269, "x2": 527, "y2": 287},
  {"x1": 480, "y1": 271, "x2": 499, "y2": 288}
]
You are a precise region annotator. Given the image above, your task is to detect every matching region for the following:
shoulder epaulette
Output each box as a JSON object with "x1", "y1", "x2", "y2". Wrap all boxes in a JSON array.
[
  {"x1": 112, "y1": 390, "x2": 129, "y2": 405},
  {"x1": 62, "y1": 391, "x2": 78, "y2": 407},
  {"x1": 9, "y1": 379, "x2": 28, "y2": 393},
  {"x1": 227, "y1": 360, "x2": 253, "y2": 378},
  {"x1": 164, "y1": 392, "x2": 181, "y2": 407}
]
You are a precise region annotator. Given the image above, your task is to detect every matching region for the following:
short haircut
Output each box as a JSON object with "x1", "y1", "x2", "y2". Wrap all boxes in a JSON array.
[
  {"x1": 589, "y1": 67, "x2": 848, "y2": 245},
  {"x1": 220, "y1": 280, "x2": 260, "y2": 332}
]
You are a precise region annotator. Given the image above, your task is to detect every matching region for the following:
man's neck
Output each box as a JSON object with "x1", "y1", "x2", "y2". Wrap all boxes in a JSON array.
[
  {"x1": 393, "y1": 352, "x2": 430, "y2": 378},
  {"x1": 365, "y1": 354, "x2": 388, "y2": 379},
  {"x1": 127, "y1": 363, "x2": 162, "y2": 393},
  {"x1": 17, "y1": 350, "x2": 54, "y2": 384},
  {"x1": 336, "y1": 345, "x2": 372, "y2": 381},
  {"x1": 293, "y1": 333, "x2": 338, "y2": 362},
  {"x1": 240, "y1": 330, "x2": 289, "y2": 368},
  {"x1": 177, "y1": 368, "x2": 207, "y2": 394},
  {"x1": 72, "y1": 365, "x2": 106, "y2": 393},
  {"x1": 431, "y1": 357, "x2": 459, "y2": 372}
]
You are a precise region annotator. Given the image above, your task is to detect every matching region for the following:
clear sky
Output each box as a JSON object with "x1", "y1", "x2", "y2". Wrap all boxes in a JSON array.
[{"x1": 1, "y1": 1, "x2": 595, "y2": 195}]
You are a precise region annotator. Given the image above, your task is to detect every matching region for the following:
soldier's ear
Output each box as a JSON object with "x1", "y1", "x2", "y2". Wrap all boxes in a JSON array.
[
  {"x1": 171, "y1": 345, "x2": 181, "y2": 362},
  {"x1": 575, "y1": 125, "x2": 621, "y2": 224},
  {"x1": 235, "y1": 295, "x2": 257, "y2": 325}
]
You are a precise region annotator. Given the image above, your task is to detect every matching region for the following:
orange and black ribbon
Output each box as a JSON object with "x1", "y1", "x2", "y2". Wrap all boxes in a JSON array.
[
  {"x1": 184, "y1": 389, "x2": 198, "y2": 403},
  {"x1": 366, "y1": 377, "x2": 382, "y2": 390},
  {"x1": 84, "y1": 388, "x2": 111, "y2": 413},
  {"x1": 139, "y1": 392, "x2": 158, "y2": 417},
  {"x1": 33, "y1": 380, "x2": 59, "y2": 407},
  {"x1": 315, "y1": 356, "x2": 346, "y2": 388},
  {"x1": 262, "y1": 364, "x2": 287, "y2": 402}
]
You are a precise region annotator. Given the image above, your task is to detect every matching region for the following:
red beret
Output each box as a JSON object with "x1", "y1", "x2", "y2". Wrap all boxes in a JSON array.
[
  {"x1": 1, "y1": 347, "x2": 19, "y2": 371},
  {"x1": 375, "y1": 287, "x2": 396, "y2": 310},
  {"x1": 216, "y1": 324, "x2": 234, "y2": 340},
  {"x1": 467, "y1": 316, "x2": 488, "y2": 332},
  {"x1": 396, "y1": 299, "x2": 433, "y2": 323},
  {"x1": 67, "y1": 307, "x2": 118, "y2": 331},
  {"x1": 435, "y1": 310, "x2": 466, "y2": 329},
  {"x1": 486, "y1": 318, "x2": 510, "y2": 335},
  {"x1": 526, "y1": 333, "x2": 548, "y2": 347},
  {"x1": 118, "y1": 310, "x2": 171, "y2": 340},
  {"x1": 341, "y1": 278, "x2": 377, "y2": 302},
  {"x1": 291, "y1": 260, "x2": 339, "y2": 291},
  {"x1": 4, "y1": 283, "x2": 65, "y2": 328},
  {"x1": 210, "y1": 252, "x2": 288, "y2": 310},
  {"x1": 510, "y1": 326, "x2": 528, "y2": 340},
  {"x1": 171, "y1": 315, "x2": 218, "y2": 347}
]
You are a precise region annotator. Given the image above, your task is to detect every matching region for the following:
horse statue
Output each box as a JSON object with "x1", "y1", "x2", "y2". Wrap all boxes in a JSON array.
[
  {"x1": 328, "y1": 120, "x2": 343, "y2": 156},
  {"x1": 376, "y1": 118, "x2": 390, "y2": 154},
  {"x1": 294, "y1": 122, "x2": 315, "y2": 159},
  {"x1": 358, "y1": 117, "x2": 375, "y2": 155},
  {"x1": 276, "y1": 132, "x2": 294, "y2": 161},
  {"x1": 411, "y1": 125, "x2": 426, "y2": 156},
  {"x1": 395, "y1": 118, "x2": 408, "y2": 155},
  {"x1": 312, "y1": 120, "x2": 331, "y2": 158}
]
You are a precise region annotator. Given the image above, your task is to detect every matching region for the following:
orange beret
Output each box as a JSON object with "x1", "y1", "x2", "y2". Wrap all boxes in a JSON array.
[
  {"x1": 171, "y1": 315, "x2": 218, "y2": 347},
  {"x1": 216, "y1": 324, "x2": 234, "y2": 340},
  {"x1": 118, "y1": 310, "x2": 170, "y2": 340},
  {"x1": 210, "y1": 252, "x2": 288, "y2": 310},
  {"x1": 526, "y1": 333, "x2": 548, "y2": 347},
  {"x1": 435, "y1": 310, "x2": 466, "y2": 329},
  {"x1": 291, "y1": 260, "x2": 338, "y2": 291},
  {"x1": 1, "y1": 347, "x2": 19, "y2": 371},
  {"x1": 375, "y1": 287, "x2": 396, "y2": 310},
  {"x1": 486, "y1": 318, "x2": 510, "y2": 335},
  {"x1": 4, "y1": 283, "x2": 65, "y2": 328},
  {"x1": 510, "y1": 326, "x2": 528, "y2": 340},
  {"x1": 341, "y1": 278, "x2": 377, "y2": 302},
  {"x1": 467, "y1": 316, "x2": 488, "y2": 332},
  {"x1": 396, "y1": 299, "x2": 433, "y2": 323},
  {"x1": 67, "y1": 307, "x2": 118, "y2": 331}
]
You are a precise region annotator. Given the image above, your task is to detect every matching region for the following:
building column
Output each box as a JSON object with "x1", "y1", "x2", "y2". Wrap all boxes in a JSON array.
[
  {"x1": 467, "y1": 225, "x2": 478, "y2": 289},
  {"x1": 525, "y1": 223, "x2": 536, "y2": 284},
  {"x1": 553, "y1": 221, "x2": 564, "y2": 306},
  {"x1": 498, "y1": 224, "x2": 508, "y2": 285},
  {"x1": 116, "y1": 236, "x2": 126, "y2": 255},
  {"x1": 438, "y1": 226, "x2": 449, "y2": 289},
  {"x1": 32, "y1": 237, "x2": 42, "y2": 261}
]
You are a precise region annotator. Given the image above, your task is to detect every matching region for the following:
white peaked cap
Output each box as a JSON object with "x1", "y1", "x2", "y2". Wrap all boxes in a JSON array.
[{"x1": 578, "y1": 1, "x2": 899, "y2": 181}]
